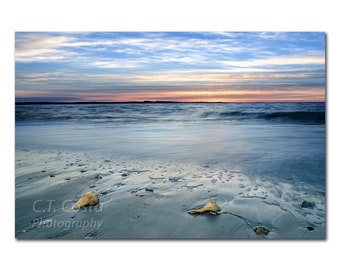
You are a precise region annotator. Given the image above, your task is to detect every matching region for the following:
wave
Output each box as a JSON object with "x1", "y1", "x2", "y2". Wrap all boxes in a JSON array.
[
  {"x1": 260, "y1": 111, "x2": 325, "y2": 124},
  {"x1": 15, "y1": 103, "x2": 325, "y2": 125},
  {"x1": 200, "y1": 110, "x2": 325, "y2": 124}
]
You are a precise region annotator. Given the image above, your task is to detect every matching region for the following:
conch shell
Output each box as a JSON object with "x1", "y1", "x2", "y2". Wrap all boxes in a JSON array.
[
  {"x1": 187, "y1": 197, "x2": 221, "y2": 214},
  {"x1": 73, "y1": 191, "x2": 99, "y2": 210},
  {"x1": 253, "y1": 226, "x2": 269, "y2": 235}
]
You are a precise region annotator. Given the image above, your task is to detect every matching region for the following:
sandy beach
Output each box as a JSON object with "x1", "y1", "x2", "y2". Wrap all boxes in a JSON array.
[{"x1": 15, "y1": 147, "x2": 325, "y2": 239}]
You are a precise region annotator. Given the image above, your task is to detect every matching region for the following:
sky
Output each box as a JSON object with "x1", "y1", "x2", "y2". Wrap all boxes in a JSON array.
[{"x1": 15, "y1": 32, "x2": 325, "y2": 102}]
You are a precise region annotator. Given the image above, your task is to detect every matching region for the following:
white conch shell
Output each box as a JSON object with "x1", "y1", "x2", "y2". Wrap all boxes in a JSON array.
[
  {"x1": 73, "y1": 191, "x2": 99, "y2": 210},
  {"x1": 187, "y1": 197, "x2": 221, "y2": 214}
]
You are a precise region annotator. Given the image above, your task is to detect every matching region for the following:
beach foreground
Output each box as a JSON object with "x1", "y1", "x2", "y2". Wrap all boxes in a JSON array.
[{"x1": 15, "y1": 147, "x2": 325, "y2": 239}]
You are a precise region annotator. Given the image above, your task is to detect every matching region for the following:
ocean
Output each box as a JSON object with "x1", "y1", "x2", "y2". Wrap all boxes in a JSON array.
[
  {"x1": 15, "y1": 102, "x2": 326, "y2": 238},
  {"x1": 15, "y1": 102, "x2": 325, "y2": 186}
]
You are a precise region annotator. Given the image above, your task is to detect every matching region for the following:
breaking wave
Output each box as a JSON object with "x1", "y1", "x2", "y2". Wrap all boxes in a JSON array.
[{"x1": 15, "y1": 102, "x2": 325, "y2": 125}]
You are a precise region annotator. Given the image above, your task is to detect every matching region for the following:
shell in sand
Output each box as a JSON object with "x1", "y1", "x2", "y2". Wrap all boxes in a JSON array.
[
  {"x1": 187, "y1": 197, "x2": 221, "y2": 214},
  {"x1": 253, "y1": 226, "x2": 270, "y2": 235},
  {"x1": 73, "y1": 191, "x2": 99, "y2": 210}
]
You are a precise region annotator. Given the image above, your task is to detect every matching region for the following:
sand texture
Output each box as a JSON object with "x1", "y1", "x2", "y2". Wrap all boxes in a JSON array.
[{"x1": 15, "y1": 148, "x2": 325, "y2": 239}]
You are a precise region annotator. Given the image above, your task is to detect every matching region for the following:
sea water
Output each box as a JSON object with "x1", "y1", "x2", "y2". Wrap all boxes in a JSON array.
[{"x1": 15, "y1": 102, "x2": 325, "y2": 193}]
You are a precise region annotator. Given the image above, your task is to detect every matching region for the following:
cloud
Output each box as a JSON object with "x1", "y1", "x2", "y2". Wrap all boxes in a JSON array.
[
  {"x1": 15, "y1": 32, "x2": 325, "y2": 71},
  {"x1": 14, "y1": 32, "x2": 251, "y2": 65},
  {"x1": 15, "y1": 35, "x2": 76, "y2": 62},
  {"x1": 16, "y1": 87, "x2": 324, "y2": 103},
  {"x1": 16, "y1": 66, "x2": 325, "y2": 95},
  {"x1": 15, "y1": 35, "x2": 71, "y2": 49},
  {"x1": 90, "y1": 60, "x2": 143, "y2": 69},
  {"x1": 15, "y1": 32, "x2": 325, "y2": 102},
  {"x1": 218, "y1": 56, "x2": 325, "y2": 68}
]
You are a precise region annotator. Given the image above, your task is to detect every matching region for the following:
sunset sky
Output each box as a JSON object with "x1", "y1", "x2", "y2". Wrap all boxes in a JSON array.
[{"x1": 15, "y1": 32, "x2": 325, "y2": 102}]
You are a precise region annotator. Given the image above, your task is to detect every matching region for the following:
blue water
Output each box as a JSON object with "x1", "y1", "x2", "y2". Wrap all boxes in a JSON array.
[{"x1": 15, "y1": 102, "x2": 325, "y2": 190}]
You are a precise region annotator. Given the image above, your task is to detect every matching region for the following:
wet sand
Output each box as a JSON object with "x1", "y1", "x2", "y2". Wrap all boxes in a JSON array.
[{"x1": 15, "y1": 147, "x2": 325, "y2": 239}]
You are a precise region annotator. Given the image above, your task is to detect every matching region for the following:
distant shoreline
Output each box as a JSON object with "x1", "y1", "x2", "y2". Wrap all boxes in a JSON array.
[
  {"x1": 15, "y1": 100, "x2": 325, "y2": 105},
  {"x1": 15, "y1": 101, "x2": 180, "y2": 105}
]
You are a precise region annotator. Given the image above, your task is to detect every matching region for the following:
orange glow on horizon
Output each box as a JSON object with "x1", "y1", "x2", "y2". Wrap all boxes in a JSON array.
[{"x1": 16, "y1": 88, "x2": 325, "y2": 103}]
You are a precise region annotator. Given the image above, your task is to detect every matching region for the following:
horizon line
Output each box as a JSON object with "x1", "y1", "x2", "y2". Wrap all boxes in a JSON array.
[{"x1": 15, "y1": 100, "x2": 325, "y2": 105}]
